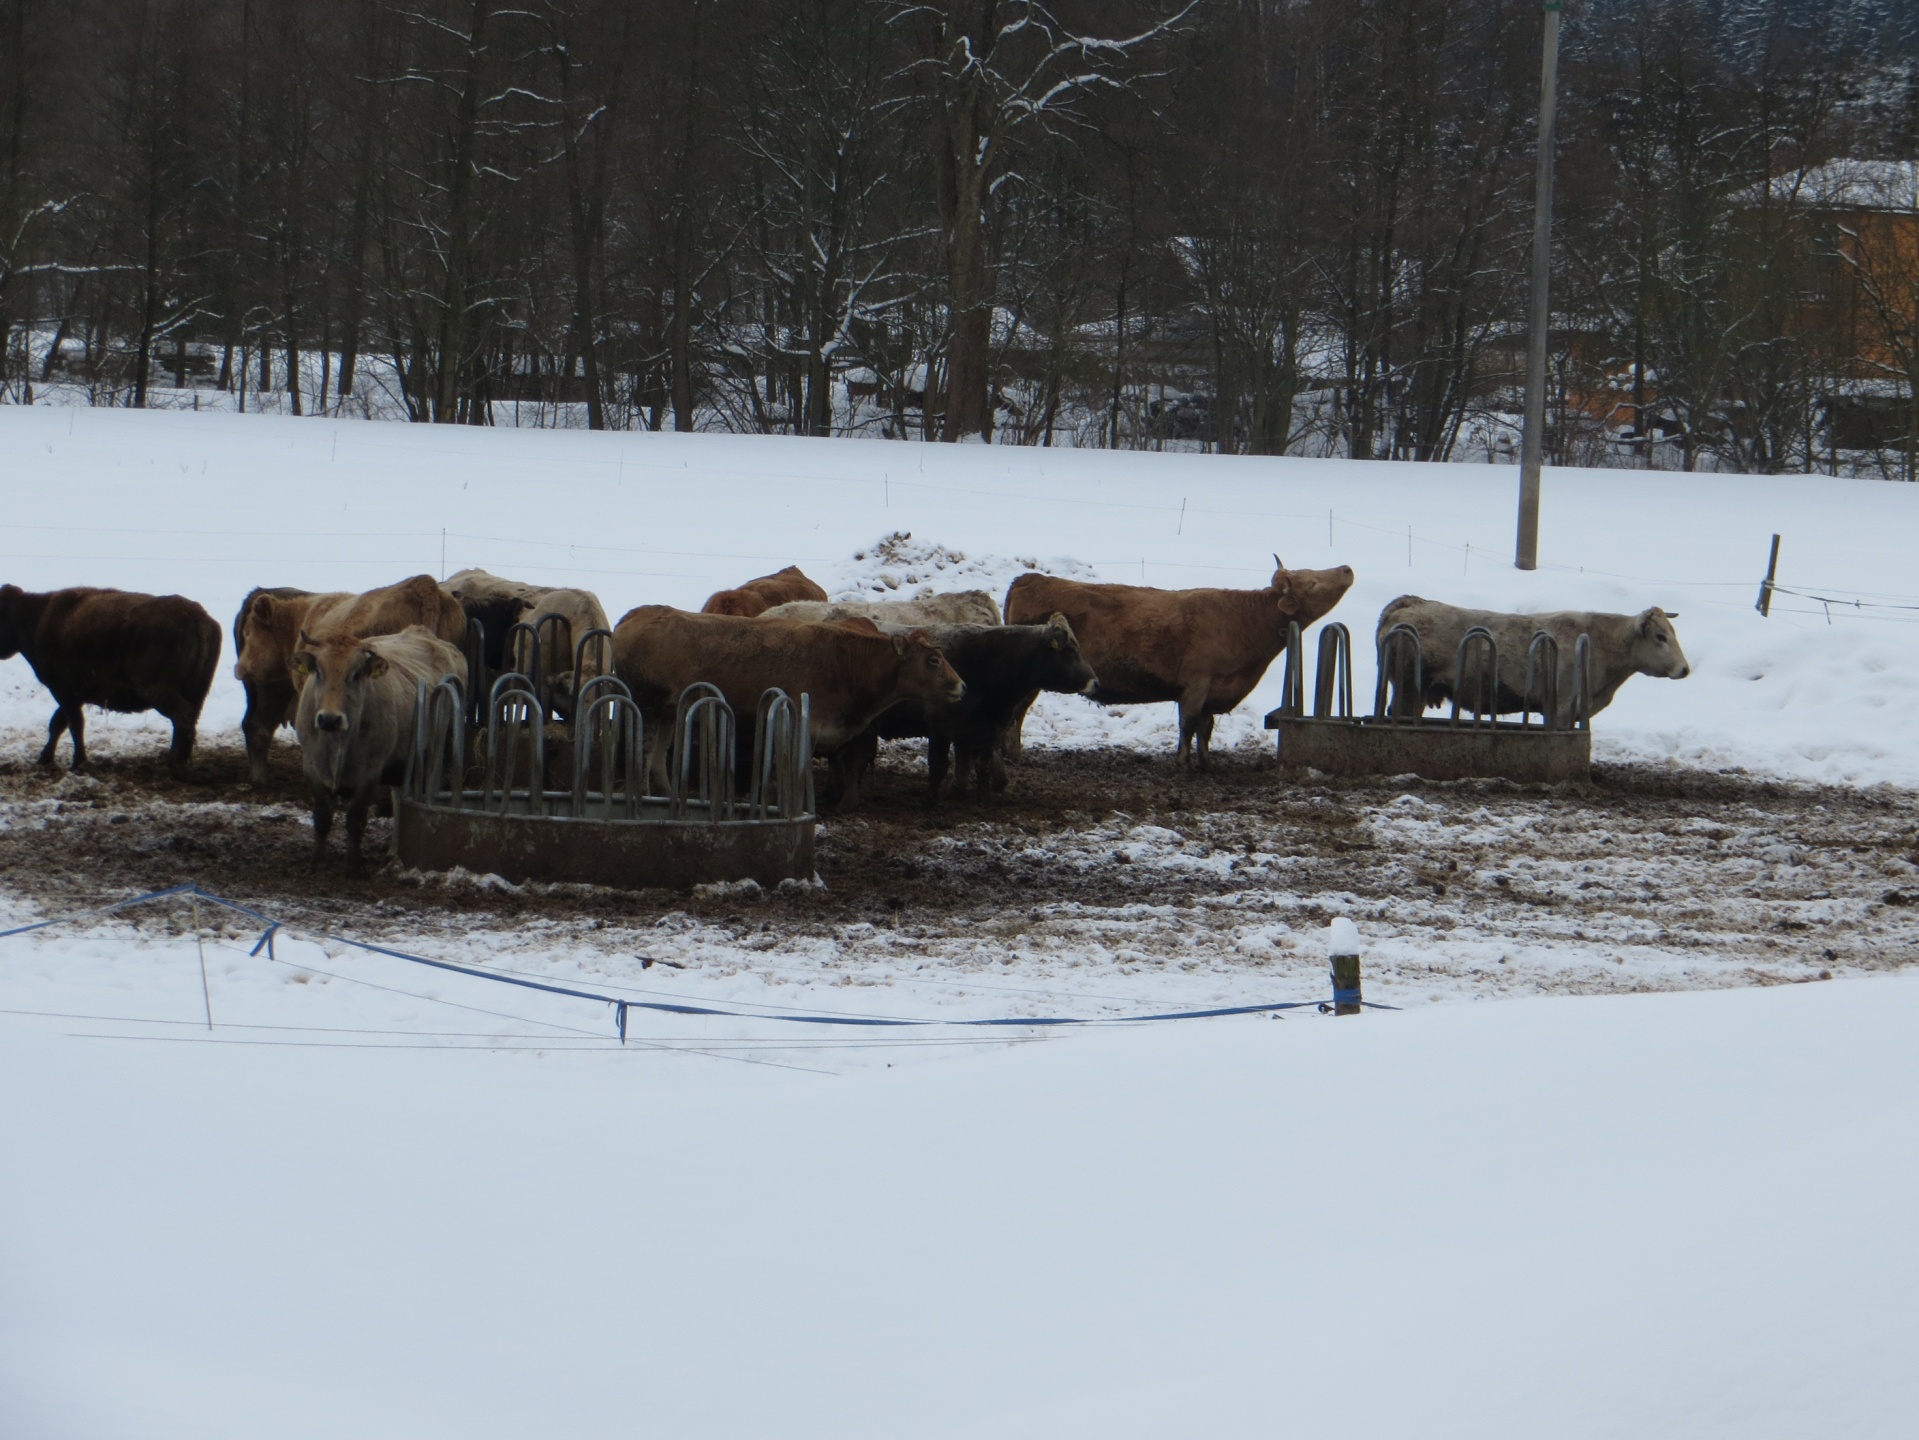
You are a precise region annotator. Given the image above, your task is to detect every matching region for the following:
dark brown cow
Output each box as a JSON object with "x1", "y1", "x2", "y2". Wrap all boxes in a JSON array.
[
  {"x1": 292, "y1": 625, "x2": 466, "y2": 871},
  {"x1": 1004, "y1": 558, "x2": 1355, "y2": 767},
  {"x1": 611, "y1": 606, "x2": 965, "y2": 800},
  {"x1": 233, "y1": 574, "x2": 466, "y2": 783},
  {"x1": 700, "y1": 565, "x2": 829, "y2": 618},
  {"x1": 0, "y1": 585, "x2": 221, "y2": 774}
]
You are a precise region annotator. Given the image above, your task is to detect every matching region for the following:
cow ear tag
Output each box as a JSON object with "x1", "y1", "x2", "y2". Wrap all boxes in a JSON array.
[
  {"x1": 1050, "y1": 638, "x2": 1060, "y2": 650},
  {"x1": 891, "y1": 634, "x2": 907, "y2": 655}
]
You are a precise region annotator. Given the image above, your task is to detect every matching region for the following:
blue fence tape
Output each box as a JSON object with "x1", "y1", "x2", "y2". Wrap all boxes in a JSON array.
[{"x1": 2, "y1": 884, "x2": 1349, "y2": 1039}]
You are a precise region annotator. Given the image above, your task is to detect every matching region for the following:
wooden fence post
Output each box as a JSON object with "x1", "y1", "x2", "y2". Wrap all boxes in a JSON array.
[
  {"x1": 1329, "y1": 917, "x2": 1362, "y2": 1016},
  {"x1": 1756, "y1": 534, "x2": 1781, "y2": 617}
]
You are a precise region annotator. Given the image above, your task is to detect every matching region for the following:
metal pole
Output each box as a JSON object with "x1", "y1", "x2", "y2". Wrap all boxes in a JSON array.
[{"x1": 1515, "y1": 0, "x2": 1564, "y2": 572}]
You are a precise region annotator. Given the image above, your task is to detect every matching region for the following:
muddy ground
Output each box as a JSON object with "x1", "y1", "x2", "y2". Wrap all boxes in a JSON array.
[{"x1": 4, "y1": 730, "x2": 1918, "y2": 1006}]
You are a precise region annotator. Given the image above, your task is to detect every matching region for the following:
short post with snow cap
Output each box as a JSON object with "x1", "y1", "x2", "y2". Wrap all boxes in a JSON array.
[{"x1": 1328, "y1": 917, "x2": 1362, "y2": 1016}]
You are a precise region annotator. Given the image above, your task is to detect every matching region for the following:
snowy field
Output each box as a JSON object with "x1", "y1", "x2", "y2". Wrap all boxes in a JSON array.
[{"x1": 4, "y1": 405, "x2": 1919, "y2": 1436}]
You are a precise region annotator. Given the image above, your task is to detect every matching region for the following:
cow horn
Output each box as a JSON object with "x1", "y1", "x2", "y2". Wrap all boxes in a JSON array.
[
  {"x1": 297, "y1": 629, "x2": 316, "y2": 647},
  {"x1": 1272, "y1": 553, "x2": 1285, "y2": 571},
  {"x1": 1665, "y1": 610, "x2": 1680, "y2": 619}
]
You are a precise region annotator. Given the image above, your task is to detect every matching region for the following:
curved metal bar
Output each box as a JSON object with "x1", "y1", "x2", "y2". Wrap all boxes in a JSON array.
[
  {"x1": 671, "y1": 693, "x2": 736, "y2": 822},
  {"x1": 574, "y1": 627, "x2": 614, "y2": 688},
  {"x1": 1277, "y1": 621, "x2": 1305, "y2": 718},
  {"x1": 749, "y1": 688, "x2": 814, "y2": 820},
  {"x1": 484, "y1": 683, "x2": 545, "y2": 817},
  {"x1": 1449, "y1": 626, "x2": 1499, "y2": 727},
  {"x1": 573, "y1": 674, "x2": 632, "y2": 721},
  {"x1": 1523, "y1": 631, "x2": 1562, "y2": 730},
  {"x1": 504, "y1": 622, "x2": 541, "y2": 717},
  {"x1": 462, "y1": 617, "x2": 487, "y2": 728},
  {"x1": 1374, "y1": 623, "x2": 1424, "y2": 722},
  {"x1": 1313, "y1": 622, "x2": 1354, "y2": 719},
  {"x1": 1574, "y1": 634, "x2": 1595, "y2": 731},
  {"x1": 534, "y1": 612, "x2": 572, "y2": 719},
  {"x1": 409, "y1": 675, "x2": 467, "y2": 803},
  {"x1": 572, "y1": 691, "x2": 643, "y2": 821}
]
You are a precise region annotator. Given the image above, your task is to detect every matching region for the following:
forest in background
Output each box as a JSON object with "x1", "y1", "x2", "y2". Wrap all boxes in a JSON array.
[{"x1": 0, "y1": 0, "x2": 1914, "y2": 473}]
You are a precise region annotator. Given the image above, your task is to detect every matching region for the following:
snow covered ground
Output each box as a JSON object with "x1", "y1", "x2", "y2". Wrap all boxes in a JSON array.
[
  {"x1": 3, "y1": 405, "x2": 1918, "y2": 1435},
  {"x1": 4, "y1": 953, "x2": 1916, "y2": 1439}
]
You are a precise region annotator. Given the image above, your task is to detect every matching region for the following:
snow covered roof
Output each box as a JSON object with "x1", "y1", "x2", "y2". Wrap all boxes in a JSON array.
[{"x1": 1757, "y1": 158, "x2": 1919, "y2": 211}]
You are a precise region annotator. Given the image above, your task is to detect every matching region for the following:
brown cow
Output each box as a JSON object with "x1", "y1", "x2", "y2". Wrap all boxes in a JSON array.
[
  {"x1": 0, "y1": 585, "x2": 221, "y2": 775},
  {"x1": 700, "y1": 565, "x2": 829, "y2": 618},
  {"x1": 292, "y1": 624, "x2": 466, "y2": 871},
  {"x1": 444, "y1": 568, "x2": 613, "y2": 709},
  {"x1": 233, "y1": 574, "x2": 466, "y2": 783},
  {"x1": 1003, "y1": 558, "x2": 1355, "y2": 768},
  {"x1": 611, "y1": 606, "x2": 965, "y2": 801}
]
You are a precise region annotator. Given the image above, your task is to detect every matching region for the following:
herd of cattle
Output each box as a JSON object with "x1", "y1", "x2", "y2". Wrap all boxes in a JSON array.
[{"x1": 0, "y1": 556, "x2": 1691, "y2": 867}]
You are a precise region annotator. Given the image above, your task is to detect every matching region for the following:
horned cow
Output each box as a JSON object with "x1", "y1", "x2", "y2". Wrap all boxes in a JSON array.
[
  {"x1": 1003, "y1": 558, "x2": 1355, "y2": 767},
  {"x1": 0, "y1": 585, "x2": 221, "y2": 775}
]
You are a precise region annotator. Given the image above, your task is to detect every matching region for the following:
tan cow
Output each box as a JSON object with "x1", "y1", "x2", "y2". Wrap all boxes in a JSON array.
[
  {"x1": 1376, "y1": 596, "x2": 1690, "y2": 727},
  {"x1": 611, "y1": 606, "x2": 965, "y2": 802},
  {"x1": 445, "y1": 568, "x2": 612, "y2": 708},
  {"x1": 1004, "y1": 558, "x2": 1355, "y2": 767},
  {"x1": 700, "y1": 565, "x2": 829, "y2": 618},
  {"x1": 233, "y1": 574, "x2": 466, "y2": 783},
  {"x1": 758, "y1": 590, "x2": 1003, "y2": 627},
  {"x1": 292, "y1": 624, "x2": 466, "y2": 871}
]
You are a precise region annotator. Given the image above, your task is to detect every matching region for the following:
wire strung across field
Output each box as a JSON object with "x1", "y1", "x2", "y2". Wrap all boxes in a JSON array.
[{"x1": 0, "y1": 884, "x2": 1348, "y2": 1052}]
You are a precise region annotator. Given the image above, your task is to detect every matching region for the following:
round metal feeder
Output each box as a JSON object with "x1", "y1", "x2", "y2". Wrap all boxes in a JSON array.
[
  {"x1": 1263, "y1": 621, "x2": 1594, "y2": 783},
  {"x1": 397, "y1": 674, "x2": 817, "y2": 890}
]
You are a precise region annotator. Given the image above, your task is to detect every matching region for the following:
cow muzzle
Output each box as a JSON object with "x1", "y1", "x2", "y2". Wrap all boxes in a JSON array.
[
  {"x1": 314, "y1": 710, "x2": 347, "y2": 733},
  {"x1": 1081, "y1": 678, "x2": 1100, "y2": 697}
]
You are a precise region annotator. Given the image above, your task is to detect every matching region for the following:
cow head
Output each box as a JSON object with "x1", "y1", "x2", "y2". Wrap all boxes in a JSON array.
[
  {"x1": 235, "y1": 591, "x2": 304, "y2": 686},
  {"x1": 1270, "y1": 555, "x2": 1356, "y2": 627},
  {"x1": 1631, "y1": 607, "x2": 1691, "y2": 679},
  {"x1": 893, "y1": 628, "x2": 966, "y2": 705},
  {"x1": 1037, "y1": 613, "x2": 1098, "y2": 695},
  {"x1": 291, "y1": 632, "x2": 390, "y2": 734},
  {"x1": 0, "y1": 584, "x2": 26, "y2": 658}
]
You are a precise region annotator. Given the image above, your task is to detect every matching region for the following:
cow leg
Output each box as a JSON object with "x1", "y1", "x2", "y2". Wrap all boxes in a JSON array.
[
  {"x1": 309, "y1": 791, "x2": 335, "y2": 864},
  {"x1": 65, "y1": 705, "x2": 88, "y2": 770},
  {"x1": 925, "y1": 735, "x2": 951, "y2": 807},
  {"x1": 999, "y1": 689, "x2": 1039, "y2": 763},
  {"x1": 240, "y1": 679, "x2": 292, "y2": 785},
  {"x1": 37, "y1": 706, "x2": 68, "y2": 767},
  {"x1": 343, "y1": 792, "x2": 373, "y2": 875},
  {"x1": 165, "y1": 702, "x2": 198, "y2": 777},
  {"x1": 1176, "y1": 685, "x2": 1216, "y2": 769}
]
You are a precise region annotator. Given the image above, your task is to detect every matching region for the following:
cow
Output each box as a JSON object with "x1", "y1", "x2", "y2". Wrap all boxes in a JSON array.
[
  {"x1": 827, "y1": 615, "x2": 1095, "y2": 808},
  {"x1": 611, "y1": 606, "x2": 965, "y2": 802},
  {"x1": 445, "y1": 568, "x2": 612, "y2": 711},
  {"x1": 700, "y1": 565, "x2": 829, "y2": 618},
  {"x1": 292, "y1": 624, "x2": 466, "y2": 871},
  {"x1": 0, "y1": 585, "x2": 221, "y2": 776},
  {"x1": 1003, "y1": 558, "x2": 1356, "y2": 768},
  {"x1": 759, "y1": 590, "x2": 1003, "y2": 627},
  {"x1": 1375, "y1": 596, "x2": 1690, "y2": 727},
  {"x1": 233, "y1": 574, "x2": 466, "y2": 784}
]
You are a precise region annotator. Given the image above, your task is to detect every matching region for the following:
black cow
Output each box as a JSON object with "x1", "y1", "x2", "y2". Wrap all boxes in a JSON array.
[{"x1": 827, "y1": 616, "x2": 1095, "y2": 807}]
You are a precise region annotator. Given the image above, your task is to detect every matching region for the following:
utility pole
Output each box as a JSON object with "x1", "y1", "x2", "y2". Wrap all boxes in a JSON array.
[{"x1": 1515, "y1": 0, "x2": 1564, "y2": 572}]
